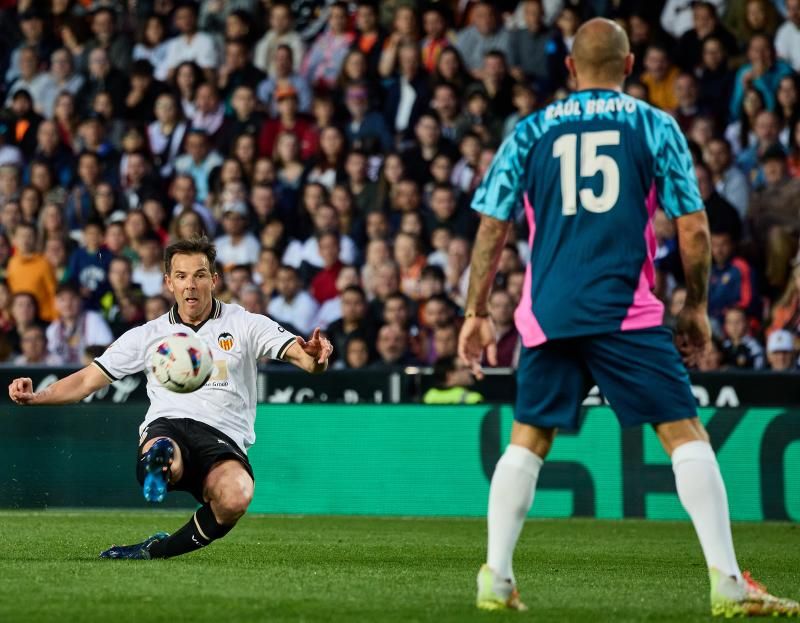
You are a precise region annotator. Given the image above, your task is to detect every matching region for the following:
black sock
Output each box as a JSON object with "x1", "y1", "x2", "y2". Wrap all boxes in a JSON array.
[{"x1": 148, "y1": 503, "x2": 234, "y2": 559}]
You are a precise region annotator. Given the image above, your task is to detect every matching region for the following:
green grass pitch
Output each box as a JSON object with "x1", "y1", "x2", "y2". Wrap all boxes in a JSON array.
[{"x1": 0, "y1": 512, "x2": 798, "y2": 623}]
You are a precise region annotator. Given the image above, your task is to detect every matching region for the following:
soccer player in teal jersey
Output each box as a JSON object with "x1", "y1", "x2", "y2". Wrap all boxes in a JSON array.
[{"x1": 459, "y1": 18, "x2": 800, "y2": 617}]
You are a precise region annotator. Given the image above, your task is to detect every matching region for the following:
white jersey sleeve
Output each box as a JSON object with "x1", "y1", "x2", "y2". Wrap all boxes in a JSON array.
[
  {"x1": 246, "y1": 311, "x2": 297, "y2": 361},
  {"x1": 92, "y1": 325, "x2": 147, "y2": 381}
]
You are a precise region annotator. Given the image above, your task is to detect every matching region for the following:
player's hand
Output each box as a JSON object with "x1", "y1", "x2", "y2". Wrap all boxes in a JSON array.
[
  {"x1": 8, "y1": 377, "x2": 35, "y2": 405},
  {"x1": 458, "y1": 316, "x2": 497, "y2": 380},
  {"x1": 296, "y1": 328, "x2": 334, "y2": 364},
  {"x1": 675, "y1": 306, "x2": 712, "y2": 368}
]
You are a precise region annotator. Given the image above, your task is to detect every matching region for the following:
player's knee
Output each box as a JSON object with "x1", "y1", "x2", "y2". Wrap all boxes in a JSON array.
[{"x1": 213, "y1": 480, "x2": 253, "y2": 524}]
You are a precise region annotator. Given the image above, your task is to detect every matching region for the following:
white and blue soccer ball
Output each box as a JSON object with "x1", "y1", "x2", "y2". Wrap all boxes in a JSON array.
[{"x1": 151, "y1": 333, "x2": 214, "y2": 393}]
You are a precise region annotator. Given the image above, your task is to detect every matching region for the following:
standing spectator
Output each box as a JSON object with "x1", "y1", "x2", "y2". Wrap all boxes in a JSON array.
[
  {"x1": 46, "y1": 283, "x2": 113, "y2": 365},
  {"x1": 766, "y1": 329, "x2": 799, "y2": 371},
  {"x1": 709, "y1": 230, "x2": 756, "y2": 325},
  {"x1": 301, "y1": 2, "x2": 355, "y2": 90},
  {"x1": 6, "y1": 222, "x2": 57, "y2": 322},
  {"x1": 729, "y1": 34, "x2": 794, "y2": 121},
  {"x1": 455, "y1": 2, "x2": 511, "y2": 78},
  {"x1": 775, "y1": 0, "x2": 800, "y2": 72},
  {"x1": 268, "y1": 265, "x2": 319, "y2": 335},
  {"x1": 703, "y1": 137, "x2": 750, "y2": 219},
  {"x1": 640, "y1": 44, "x2": 680, "y2": 112},
  {"x1": 253, "y1": 3, "x2": 306, "y2": 77},
  {"x1": 721, "y1": 307, "x2": 765, "y2": 369},
  {"x1": 162, "y1": 2, "x2": 219, "y2": 82},
  {"x1": 14, "y1": 325, "x2": 63, "y2": 366}
]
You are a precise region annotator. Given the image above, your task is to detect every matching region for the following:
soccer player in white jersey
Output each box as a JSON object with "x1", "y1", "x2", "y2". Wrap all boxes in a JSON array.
[{"x1": 8, "y1": 237, "x2": 333, "y2": 559}]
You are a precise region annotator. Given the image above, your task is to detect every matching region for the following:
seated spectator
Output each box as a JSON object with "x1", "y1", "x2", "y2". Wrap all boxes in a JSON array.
[
  {"x1": 217, "y1": 39, "x2": 266, "y2": 102},
  {"x1": 766, "y1": 329, "x2": 799, "y2": 371},
  {"x1": 282, "y1": 204, "x2": 357, "y2": 269},
  {"x1": 132, "y1": 233, "x2": 165, "y2": 297},
  {"x1": 314, "y1": 264, "x2": 360, "y2": 329},
  {"x1": 775, "y1": 0, "x2": 800, "y2": 72},
  {"x1": 455, "y1": 2, "x2": 511, "y2": 78},
  {"x1": 162, "y1": 2, "x2": 219, "y2": 82},
  {"x1": 488, "y1": 289, "x2": 519, "y2": 368},
  {"x1": 675, "y1": 1, "x2": 737, "y2": 72},
  {"x1": 673, "y1": 73, "x2": 707, "y2": 133},
  {"x1": 766, "y1": 265, "x2": 800, "y2": 337},
  {"x1": 6, "y1": 222, "x2": 57, "y2": 321},
  {"x1": 170, "y1": 174, "x2": 216, "y2": 236},
  {"x1": 383, "y1": 42, "x2": 431, "y2": 140},
  {"x1": 721, "y1": 307, "x2": 765, "y2": 369},
  {"x1": 729, "y1": 34, "x2": 794, "y2": 121},
  {"x1": 736, "y1": 110, "x2": 781, "y2": 183},
  {"x1": 239, "y1": 284, "x2": 266, "y2": 315},
  {"x1": 268, "y1": 265, "x2": 319, "y2": 335},
  {"x1": 697, "y1": 335, "x2": 725, "y2": 371},
  {"x1": 325, "y1": 284, "x2": 376, "y2": 364},
  {"x1": 66, "y1": 219, "x2": 111, "y2": 310},
  {"x1": 7, "y1": 291, "x2": 46, "y2": 354},
  {"x1": 133, "y1": 15, "x2": 171, "y2": 81},
  {"x1": 144, "y1": 295, "x2": 170, "y2": 322},
  {"x1": 343, "y1": 83, "x2": 392, "y2": 153},
  {"x1": 254, "y1": 246, "x2": 281, "y2": 298},
  {"x1": 217, "y1": 86, "x2": 265, "y2": 155},
  {"x1": 14, "y1": 325, "x2": 63, "y2": 366},
  {"x1": 35, "y1": 48, "x2": 85, "y2": 119},
  {"x1": 748, "y1": 144, "x2": 800, "y2": 291},
  {"x1": 640, "y1": 44, "x2": 680, "y2": 111},
  {"x1": 5, "y1": 46, "x2": 47, "y2": 108},
  {"x1": 224, "y1": 264, "x2": 254, "y2": 304},
  {"x1": 369, "y1": 322, "x2": 416, "y2": 369},
  {"x1": 85, "y1": 7, "x2": 133, "y2": 74},
  {"x1": 46, "y1": 282, "x2": 113, "y2": 365},
  {"x1": 148, "y1": 92, "x2": 188, "y2": 180},
  {"x1": 709, "y1": 230, "x2": 757, "y2": 325},
  {"x1": 695, "y1": 36, "x2": 735, "y2": 124},
  {"x1": 394, "y1": 232, "x2": 426, "y2": 300},
  {"x1": 504, "y1": 83, "x2": 538, "y2": 139},
  {"x1": 703, "y1": 137, "x2": 750, "y2": 219},
  {"x1": 725, "y1": 87, "x2": 764, "y2": 156},
  {"x1": 694, "y1": 162, "x2": 743, "y2": 242},
  {"x1": 253, "y1": 4, "x2": 306, "y2": 79},
  {"x1": 258, "y1": 85, "x2": 317, "y2": 160},
  {"x1": 342, "y1": 334, "x2": 371, "y2": 370},
  {"x1": 256, "y1": 45, "x2": 312, "y2": 116},
  {"x1": 344, "y1": 149, "x2": 378, "y2": 217},
  {"x1": 190, "y1": 83, "x2": 226, "y2": 143},
  {"x1": 419, "y1": 5, "x2": 450, "y2": 75},
  {"x1": 664, "y1": 286, "x2": 687, "y2": 331},
  {"x1": 214, "y1": 201, "x2": 261, "y2": 271},
  {"x1": 377, "y1": 6, "x2": 419, "y2": 80},
  {"x1": 423, "y1": 355, "x2": 483, "y2": 404},
  {"x1": 403, "y1": 112, "x2": 458, "y2": 186},
  {"x1": 77, "y1": 47, "x2": 129, "y2": 117},
  {"x1": 174, "y1": 129, "x2": 223, "y2": 204},
  {"x1": 300, "y1": 2, "x2": 354, "y2": 90},
  {"x1": 309, "y1": 233, "x2": 344, "y2": 304},
  {"x1": 100, "y1": 256, "x2": 144, "y2": 335},
  {"x1": 508, "y1": 0, "x2": 553, "y2": 92}
]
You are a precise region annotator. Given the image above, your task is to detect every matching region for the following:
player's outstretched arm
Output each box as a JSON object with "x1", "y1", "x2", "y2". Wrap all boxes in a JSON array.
[
  {"x1": 8, "y1": 364, "x2": 112, "y2": 406},
  {"x1": 283, "y1": 328, "x2": 333, "y2": 374},
  {"x1": 675, "y1": 210, "x2": 712, "y2": 366},
  {"x1": 458, "y1": 214, "x2": 511, "y2": 378}
]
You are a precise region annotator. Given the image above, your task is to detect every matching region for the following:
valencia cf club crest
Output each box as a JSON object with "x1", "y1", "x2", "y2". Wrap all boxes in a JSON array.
[{"x1": 218, "y1": 332, "x2": 234, "y2": 351}]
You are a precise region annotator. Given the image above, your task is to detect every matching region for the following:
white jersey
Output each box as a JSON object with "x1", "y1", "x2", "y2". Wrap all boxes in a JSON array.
[{"x1": 92, "y1": 299, "x2": 296, "y2": 453}]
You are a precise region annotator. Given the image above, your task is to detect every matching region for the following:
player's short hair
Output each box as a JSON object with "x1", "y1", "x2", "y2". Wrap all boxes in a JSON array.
[{"x1": 164, "y1": 235, "x2": 217, "y2": 274}]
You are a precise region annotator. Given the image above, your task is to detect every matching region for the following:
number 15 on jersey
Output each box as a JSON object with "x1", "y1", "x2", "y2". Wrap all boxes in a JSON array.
[{"x1": 553, "y1": 130, "x2": 621, "y2": 215}]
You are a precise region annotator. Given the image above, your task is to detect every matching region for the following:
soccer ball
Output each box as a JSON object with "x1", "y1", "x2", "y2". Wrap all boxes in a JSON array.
[{"x1": 151, "y1": 333, "x2": 214, "y2": 393}]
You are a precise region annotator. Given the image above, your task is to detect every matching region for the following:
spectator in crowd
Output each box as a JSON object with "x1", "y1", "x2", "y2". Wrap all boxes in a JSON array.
[
  {"x1": 86, "y1": 6, "x2": 133, "y2": 74},
  {"x1": 131, "y1": 233, "x2": 165, "y2": 297},
  {"x1": 217, "y1": 39, "x2": 266, "y2": 103},
  {"x1": 641, "y1": 44, "x2": 680, "y2": 111},
  {"x1": 343, "y1": 83, "x2": 392, "y2": 153},
  {"x1": 703, "y1": 137, "x2": 750, "y2": 219},
  {"x1": 748, "y1": 144, "x2": 800, "y2": 291},
  {"x1": 736, "y1": 109, "x2": 781, "y2": 182},
  {"x1": 419, "y1": 5, "x2": 451, "y2": 75},
  {"x1": 256, "y1": 45, "x2": 312, "y2": 116},
  {"x1": 709, "y1": 229, "x2": 757, "y2": 326},
  {"x1": 508, "y1": 0, "x2": 553, "y2": 93},
  {"x1": 148, "y1": 92, "x2": 188, "y2": 179},
  {"x1": 694, "y1": 162, "x2": 743, "y2": 242},
  {"x1": 309, "y1": 232, "x2": 344, "y2": 304},
  {"x1": 14, "y1": 325, "x2": 63, "y2": 366},
  {"x1": 77, "y1": 47, "x2": 128, "y2": 117},
  {"x1": 66, "y1": 219, "x2": 111, "y2": 310},
  {"x1": 661, "y1": 0, "x2": 726, "y2": 40},
  {"x1": 456, "y1": 2, "x2": 511, "y2": 77},
  {"x1": 384, "y1": 42, "x2": 431, "y2": 140},
  {"x1": 162, "y1": 2, "x2": 219, "y2": 82},
  {"x1": 342, "y1": 334, "x2": 371, "y2": 369},
  {"x1": 258, "y1": 84, "x2": 316, "y2": 159},
  {"x1": 370, "y1": 322, "x2": 415, "y2": 369},
  {"x1": 254, "y1": 3, "x2": 306, "y2": 78},
  {"x1": 215, "y1": 201, "x2": 261, "y2": 270},
  {"x1": 726, "y1": 86, "x2": 765, "y2": 155},
  {"x1": 766, "y1": 329, "x2": 799, "y2": 370},
  {"x1": 133, "y1": 14, "x2": 171, "y2": 81},
  {"x1": 730, "y1": 34, "x2": 794, "y2": 120},
  {"x1": 301, "y1": 2, "x2": 354, "y2": 90},
  {"x1": 775, "y1": 0, "x2": 800, "y2": 71},
  {"x1": 767, "y1": 264, "x2": 800, "y2": 336},
  {"x1": 35, "y1": 48, "x2": 85, "y2": 120},
  {"x1": 268, "y1": 264, "x2": 319, "y2": 335},
  {"x1": 695, "y1": 36, "x2": 736, "y2": 124},
  {"x1": 675, "y1": 1, "x2": 738, "y2": 72},
  {"x1": 673, "y1": 73, "x2": 707, "y2": 133},
  {"x1": 100, "y1": 255, "x2": 144, "y2": 335},
  {"x1": 5, "y1": 10, "x2": 54, "y2": 85},
  {"x1": 377, "y1": 5, "x2": 419, "y2": 79},
  {"x1": 423, "y1": 355, "x2": 483, "y2": 404},
  {"x1": 6, "y1": 221, "x2": 57, "y2": 322},
  {"x1": 325, "y1": 284, "x2": 375, "y2": 363},
  {"x1": 46, "y1": 282, "x2": 113, "y2": 365},
  {"x1": 144, "y1": 295, "x2": 170, "y2": 322},
  {"x1": 487, "y1": 289, "x2": 519, "y2": 368},
  {"x1": 174, "y1": 129, "x2": 223, "y2": 204},
  {"x1": 721, "y1": 307, "x2": 765, "y2": 369},
  {"x1": 7, "y1": 291, "x2": 45, "y2": 355}
]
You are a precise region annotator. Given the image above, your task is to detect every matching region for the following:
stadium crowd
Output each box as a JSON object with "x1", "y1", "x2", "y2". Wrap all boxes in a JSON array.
[{"x1": 0, "y1": 0, "x2": 798, "y2": 373}]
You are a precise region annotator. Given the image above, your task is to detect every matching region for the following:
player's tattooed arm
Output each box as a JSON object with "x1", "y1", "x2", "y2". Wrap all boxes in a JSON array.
[
  {"x1": 465, "y1": 215, "x2": 512, "y2": 315},
  {"x1": 676, "y1": 210, "x2": 711, "y2": 309}
]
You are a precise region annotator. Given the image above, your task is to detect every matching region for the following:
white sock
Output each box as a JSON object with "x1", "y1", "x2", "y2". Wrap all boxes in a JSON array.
[
  {"x1": 487, "y1": 444, "x2": 543, "y2": 582},
  {"x1": 672, "y1": 440, "x2": 742, "y2": 581}
]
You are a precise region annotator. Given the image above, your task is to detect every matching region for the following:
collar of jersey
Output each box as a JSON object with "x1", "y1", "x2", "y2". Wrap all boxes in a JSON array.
[{"x1": 169, "y1": 298, "x2": 222, "y2": 331}]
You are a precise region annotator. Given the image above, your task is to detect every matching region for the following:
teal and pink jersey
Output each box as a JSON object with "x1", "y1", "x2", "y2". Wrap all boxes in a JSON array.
[{"x1": 472, "y1": 89, "x2": 703, "y2": 347}]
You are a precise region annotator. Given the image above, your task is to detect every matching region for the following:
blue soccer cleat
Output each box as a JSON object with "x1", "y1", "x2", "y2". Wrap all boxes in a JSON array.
[
  {"x1": 142, "y1": 438, "x2": 174, "y2": 503},
  {"x1": 99, "y1": 532, "x2": 170, "y2": 560}
]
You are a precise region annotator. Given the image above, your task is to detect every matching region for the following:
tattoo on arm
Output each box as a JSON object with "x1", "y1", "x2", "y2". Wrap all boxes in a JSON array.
[
  {"x1": 678, "y1": 213, "x2": 711, "y2": 308},
  {"x1": 465, "y1": 216, "x2": 511, "y2": 314}
]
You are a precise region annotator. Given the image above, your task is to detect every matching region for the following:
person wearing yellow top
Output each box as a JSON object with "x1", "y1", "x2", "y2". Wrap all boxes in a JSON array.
[
  {"x1": 640, "y1": 45, "x2": 680, "y2": 111},
  {"x1": 6, "y1": 222, "x2": 57, "y2": 322},
  {"x1": 423, "y1": 355, "x2": 484, "y2": 404}
]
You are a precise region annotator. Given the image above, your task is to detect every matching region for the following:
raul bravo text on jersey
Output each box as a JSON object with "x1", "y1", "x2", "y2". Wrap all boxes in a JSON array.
[{"x1": 545, "y1": 97, "x2": 636, "y2": 120}]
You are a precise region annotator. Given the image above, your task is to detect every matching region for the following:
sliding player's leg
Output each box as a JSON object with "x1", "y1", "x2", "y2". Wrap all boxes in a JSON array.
[
  {"x1": 139, "y1": 436, "x2": 183, "y2": 503},
  {"x1": 477, "y1": 339, "x2": 587, "y2": 611},
  {"x1": 585, "y1": 327, "x2": 800, "y2": 617}
]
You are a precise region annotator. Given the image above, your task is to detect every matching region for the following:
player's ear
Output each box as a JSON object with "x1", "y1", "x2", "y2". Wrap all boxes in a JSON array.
[
  {"x1": 623, "y1": 52, "x2": 634, "y2": 77},
  {"x1": 565, "y1": 55, "x2": 576, "y2": 80}
]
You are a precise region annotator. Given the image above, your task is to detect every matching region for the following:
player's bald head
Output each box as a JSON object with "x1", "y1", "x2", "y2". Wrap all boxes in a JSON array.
[{"x1": 570, "y1": 18, "x2": 631, "y2": 85}]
